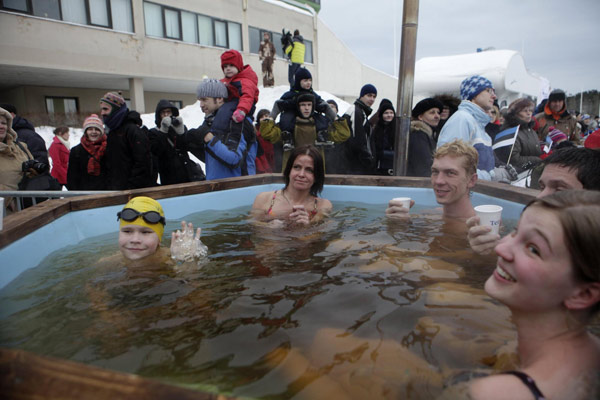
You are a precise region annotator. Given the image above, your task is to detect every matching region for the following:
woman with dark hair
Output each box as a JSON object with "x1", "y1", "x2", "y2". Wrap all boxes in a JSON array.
[
  {"x1": 48, "y1": 126, "x2": 70, "y2": 187},
  {"x1": 494, "y1": 98, "x2": 542, "y2": 172},
  {"x1": 251, "y1": 144, "x2": 331, "y2": 226},
  {"x1": 459, "y1": 190, "x2": 600, "y2": 400},
  {"x1": 371, "y1": 99, "x2": 396, "y2": 175}
]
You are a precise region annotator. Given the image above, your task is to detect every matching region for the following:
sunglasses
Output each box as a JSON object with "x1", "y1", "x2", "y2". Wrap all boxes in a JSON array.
[{"x1": 117, "y1": 208, "x2": 165, "y2": 225}]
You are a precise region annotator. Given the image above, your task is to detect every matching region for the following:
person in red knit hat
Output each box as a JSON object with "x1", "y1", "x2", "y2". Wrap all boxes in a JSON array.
[
  {"x1": 584, "y1": 128, "x2": 600, "y2": 149},
  {"x1": 219, "y1": 49, "x2": 259, "y2": 123}
]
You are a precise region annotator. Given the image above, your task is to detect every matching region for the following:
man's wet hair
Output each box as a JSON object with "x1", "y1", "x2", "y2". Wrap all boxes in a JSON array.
[{"x1": 544, "y1": 147, "x2": 600, "y2": 191}]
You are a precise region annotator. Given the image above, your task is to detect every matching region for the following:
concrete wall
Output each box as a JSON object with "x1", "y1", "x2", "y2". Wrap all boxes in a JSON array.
[{"x1": 0, "y1": 0, "x2": 398, "y2": 122}]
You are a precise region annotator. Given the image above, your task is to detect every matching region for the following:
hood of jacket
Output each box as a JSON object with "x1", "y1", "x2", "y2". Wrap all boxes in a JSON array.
[
  {"x1": 0, "y1": 107, "x2": 19, "y2": 147},
  {"x1": 458, "y1": 100, "x2": 491, "y2": 128},
  {"x1": 11, "y1": 115, "x2": 35, "y2": 131},
  {"x1": 154, "y1": 100, "x2": 179, "y2": 127},
  {"x1": 410, "y1": 120, "x2": 435, "y2": 137}
]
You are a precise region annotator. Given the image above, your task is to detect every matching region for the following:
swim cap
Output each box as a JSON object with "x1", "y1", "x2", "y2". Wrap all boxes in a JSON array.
[{"x1": 119, "y1": 196, "x2": 165, "y2": 241}]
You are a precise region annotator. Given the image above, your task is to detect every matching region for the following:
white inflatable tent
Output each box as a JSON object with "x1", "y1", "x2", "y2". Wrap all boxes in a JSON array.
[{"x1": 414, "y1": 50, "x2": 549, "y2": 108}]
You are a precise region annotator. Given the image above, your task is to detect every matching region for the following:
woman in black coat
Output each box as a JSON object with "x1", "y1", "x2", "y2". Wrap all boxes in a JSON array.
[{"x1": 67, "y1": 114, "x2": 108, "y2": 190}]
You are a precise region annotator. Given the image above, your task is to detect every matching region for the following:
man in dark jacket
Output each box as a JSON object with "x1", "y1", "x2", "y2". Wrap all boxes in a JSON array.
[
  {"x1": 99, "y1": 92, "x2": 154, "y2": 190},
  {"x1": 148, "y1": 100, "x2": 205, "y2": 186},
  {"x1": 0, "y1": 103, "x2": 48, "y2": 165},
  {"x1": 339, "y1": 84, "x2": 377, "y2": 175},
  {"x1": 407, "y1": 98, "x2": 443, "y2": 177}
]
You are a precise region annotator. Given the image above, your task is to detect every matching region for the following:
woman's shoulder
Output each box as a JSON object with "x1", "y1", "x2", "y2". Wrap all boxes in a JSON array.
[{"x1": 252, "y1": 190, "x2": 276, "y2": 208}]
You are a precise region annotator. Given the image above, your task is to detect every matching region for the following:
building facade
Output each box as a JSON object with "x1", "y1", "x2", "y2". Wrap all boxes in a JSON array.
[{"x1": 0, "y1": 0, "x2": 398, "y2": 125}]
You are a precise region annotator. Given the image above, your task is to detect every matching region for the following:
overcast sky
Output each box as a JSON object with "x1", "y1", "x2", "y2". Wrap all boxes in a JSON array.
[{"x1": 319, "y1": 0, "x2": 599, "y2": 95}]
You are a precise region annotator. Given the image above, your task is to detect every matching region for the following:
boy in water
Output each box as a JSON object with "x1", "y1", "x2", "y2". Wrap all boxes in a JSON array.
[{"x1": 117, "y1": 196, "x2": 206, "y2": 263}]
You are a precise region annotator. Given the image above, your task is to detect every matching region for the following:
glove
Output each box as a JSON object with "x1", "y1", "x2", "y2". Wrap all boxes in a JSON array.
[
  {"x1": 505, "y1": 164, "x2": 518, "y2": 180},
  {"x1": 492, "y1": 166, "x2": 517, "y2": 183},
  {"x1": 232, "y1": 109, "x2": 246, "y2": 123},
  {"x1": 160, "y1": 116, "x2": 172, "y2": 133},
  {"x1": 171, "y1": 116, "x2": 185, "y2": 135}
]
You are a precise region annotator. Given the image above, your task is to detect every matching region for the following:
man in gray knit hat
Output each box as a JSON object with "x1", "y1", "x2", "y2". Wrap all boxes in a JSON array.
[{"x1": 188, "y1": 79, "x2": 255, "y2": 180}]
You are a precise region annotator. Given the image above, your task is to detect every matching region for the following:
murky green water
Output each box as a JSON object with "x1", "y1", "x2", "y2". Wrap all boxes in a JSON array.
[{"x1": 0, "y1": 203, "x2": 531, "y2": 399}]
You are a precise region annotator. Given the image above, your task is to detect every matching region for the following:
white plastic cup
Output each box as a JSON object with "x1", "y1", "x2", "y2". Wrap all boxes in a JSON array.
[
  {"x1": 392, "y1": 197, "x2": 412, "y2": 209},
  {"x1": 474, "y1": 205, "x2": 503, "y2": 235}
]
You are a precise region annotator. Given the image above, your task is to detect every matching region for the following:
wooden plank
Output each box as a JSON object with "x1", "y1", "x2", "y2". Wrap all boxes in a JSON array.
[
  {"x1": 0, "y1": 348, "x2": 232, "y2": 400},
  {"x1": 0, "y1": 198, "x2": 71, "y2": 249},
  {"x1": 473, "y1": 181, "x2": 538, "y2": 205}
]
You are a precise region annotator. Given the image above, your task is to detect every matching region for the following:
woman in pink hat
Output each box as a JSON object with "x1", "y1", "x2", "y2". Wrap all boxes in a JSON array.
[{"x1": 67, "y1": 114, "x2": 108, "y2": 190}]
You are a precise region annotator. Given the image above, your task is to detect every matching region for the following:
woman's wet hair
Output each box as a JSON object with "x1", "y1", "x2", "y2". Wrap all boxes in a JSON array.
[
  {"x1": 283, "y1": 144, "x2": 325, "y2": 197},
  {"x1": 524, "y1": 190, "x2": 600, "y2": 313}
]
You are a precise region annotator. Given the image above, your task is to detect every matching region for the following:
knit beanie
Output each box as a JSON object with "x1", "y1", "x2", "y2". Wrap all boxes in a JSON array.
[
  {"x1": 196, "y1": 79, "x2": 228, "y2": 99},
  {"x1": 83, "y1": 114, "x2": 105, "y2": 135},
  {"x1": 293, "y1": 68, "x2": 312, "y2": 90},
  {"x1": 548, "y1": 89, "x2": 566, "y2": 103},
  {"x1": 460, "y1": 75, "x2": 493, "y2": 100},
  {"x1": 377, "y1": 99, "x2": 395, "y2": 119},
  {"x1": 584, "y1": 130, "x2": 600, "y2": 149},
  {"x1": 100, "y1": 92, "x2": 126, "y2": 110},
  {"x1": 547, "y1": 126, "x2": 568, "y2": 143},
  {"x1": 507, "y1": 98, "x2": 535, "y2": 114},
  {"x1": 360, "y1": 84, "x2": 377, "y2": 98},
  {"x1": 119, "y1": 196, "x2": 165, "y2": 242},
  {"x1": 220, "y1": 49, "x2": 243, "y2": 72},
  {"x1": 412, "y1": 98, "x2": 443, "y2": 118}
]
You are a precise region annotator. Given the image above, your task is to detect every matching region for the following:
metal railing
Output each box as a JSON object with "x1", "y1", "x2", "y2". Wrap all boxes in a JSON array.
[{"x1": 1, "y1": 191, "x2": 117, "y2": 215}]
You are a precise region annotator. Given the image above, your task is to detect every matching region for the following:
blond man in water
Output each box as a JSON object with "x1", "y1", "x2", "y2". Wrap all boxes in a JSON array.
[{"x1": 386, "y1": 139, "x2": 478, "y2": 220}]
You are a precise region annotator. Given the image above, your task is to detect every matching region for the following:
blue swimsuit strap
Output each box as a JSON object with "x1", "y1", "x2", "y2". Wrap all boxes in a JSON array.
[{"x1": 504, "y1": 371, "x2": 546, "y2": 400}]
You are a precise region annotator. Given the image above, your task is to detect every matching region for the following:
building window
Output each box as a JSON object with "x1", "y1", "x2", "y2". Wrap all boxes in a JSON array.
[
  {"x1": 304, "y1": 39, "x2": 313, "y2": 64},
  {"x1": 1, "y1": 0, "x2": 133, "y2": 32},
  {"x1": 45, "y1": 96, "x2": 79, "y2": 125},
  {"x1": 249, "y1": 27, "x2": 312, "y2": 62},
  {"x1": 142, "y1": 1, "x2": 242, "y2": 50},
  {"x1": 169, "y1": 100, "x2": 183, "y2": 109}
]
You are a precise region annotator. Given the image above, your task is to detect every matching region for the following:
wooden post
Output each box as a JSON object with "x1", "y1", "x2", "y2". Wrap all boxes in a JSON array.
[{"x1": 393, "y1": 0, "x2": 419, "y2": 176}]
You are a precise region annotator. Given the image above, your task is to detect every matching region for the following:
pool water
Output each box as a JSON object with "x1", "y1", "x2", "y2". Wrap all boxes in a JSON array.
[{"x1": 1, "y1": 202, "x2": 520, "y2": 399}]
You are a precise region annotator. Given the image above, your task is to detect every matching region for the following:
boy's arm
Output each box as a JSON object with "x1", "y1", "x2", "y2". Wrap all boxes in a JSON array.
[{"x1": 232, "y1": 79, "x2": 259, "y2": 122}]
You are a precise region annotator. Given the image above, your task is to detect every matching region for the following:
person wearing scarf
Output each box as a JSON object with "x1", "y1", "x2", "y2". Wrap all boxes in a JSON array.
[
  {"x1": 99, "y1": 91, "x2": 154, "y2": 190},
  {"x1": 67, "y1": 114, "x2": 108, "y2": 190}
]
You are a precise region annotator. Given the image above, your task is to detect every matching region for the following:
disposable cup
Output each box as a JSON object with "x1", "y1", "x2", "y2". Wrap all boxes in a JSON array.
[
  {"x1": 474, "y1": 205, "x2": 503, "y2": 235},
  {"x1": 392, "y1": 197, "x2": 411, "y2": 209}
]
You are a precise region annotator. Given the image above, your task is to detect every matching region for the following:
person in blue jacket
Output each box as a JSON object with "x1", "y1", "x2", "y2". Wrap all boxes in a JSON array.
[
  {"x1": 188, "y1": 79, "x2": 255, "y2": 180},
  {"x1": 437, "y1": 75, "x2": 517, "y2": 183}
]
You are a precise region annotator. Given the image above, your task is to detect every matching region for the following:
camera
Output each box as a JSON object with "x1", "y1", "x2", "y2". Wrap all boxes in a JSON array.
[
  {"x1": 171, "y1": 116, "x2": 181, "y2": 127},
  {"x1": 22, "y1": 160, "x2": 49, "y2": 173}
]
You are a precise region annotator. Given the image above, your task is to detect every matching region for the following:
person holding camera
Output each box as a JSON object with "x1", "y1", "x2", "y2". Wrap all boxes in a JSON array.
[
  {"x1": 282, "y1": 29, "x2": 305, "y2": 87},
  {"x1": 148, "y1": 100, "x2": 205, "y2": 186},
  {"x1": 0, "y1": 107, "x2": 35, "y2": 213}
]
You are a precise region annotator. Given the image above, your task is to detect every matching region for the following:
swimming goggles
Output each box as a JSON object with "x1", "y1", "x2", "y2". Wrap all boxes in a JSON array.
[{"x1": 117, "y1": 208, "x2": 165, "y2": 225}]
